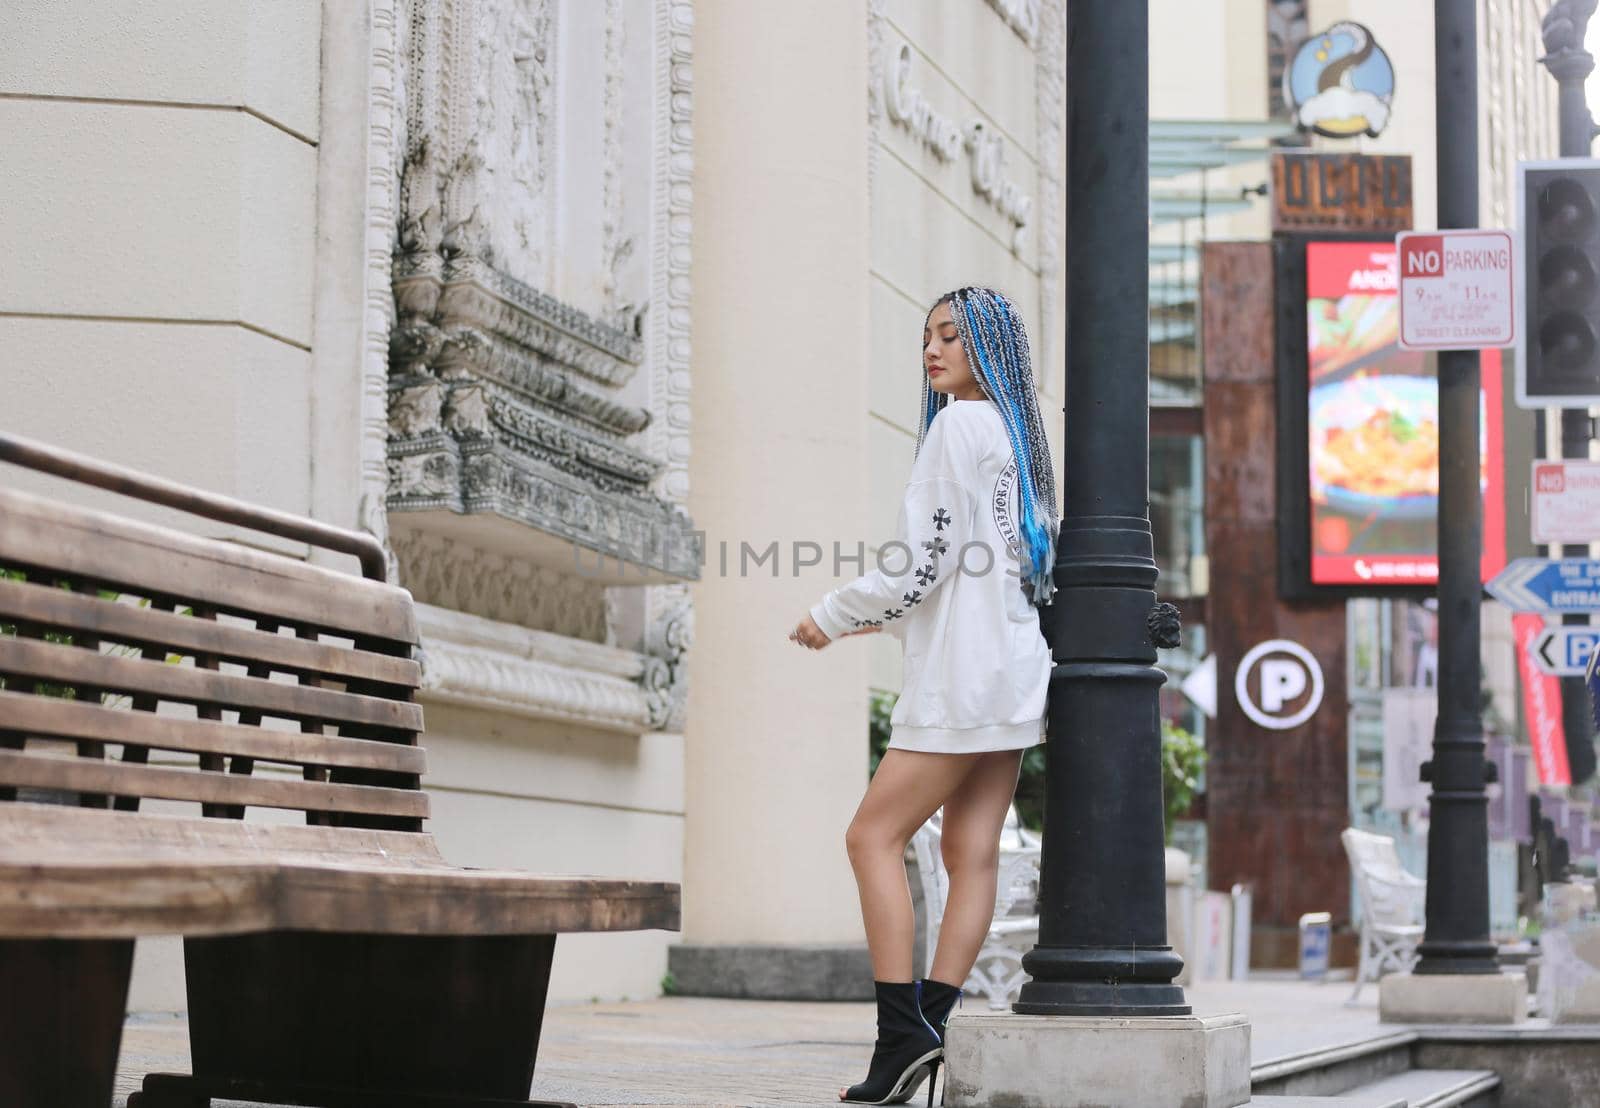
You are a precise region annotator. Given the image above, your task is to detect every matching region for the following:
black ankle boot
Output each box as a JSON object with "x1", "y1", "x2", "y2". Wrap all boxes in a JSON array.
[
  {"x1": 918, "y1": 978, "x2": 963, "y2": 1046},
  {"x1": 840, "y1": 980, "x2": 943, "y2": 1105}
]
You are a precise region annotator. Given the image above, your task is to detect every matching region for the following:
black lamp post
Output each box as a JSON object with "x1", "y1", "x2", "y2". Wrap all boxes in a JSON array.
[
  {"x1": 1414, "y1": 0, "x2": 1500, "y2": 978},
  {"x1": 1015, "y1": 0, "x2": 1189, "y2": 1017}
]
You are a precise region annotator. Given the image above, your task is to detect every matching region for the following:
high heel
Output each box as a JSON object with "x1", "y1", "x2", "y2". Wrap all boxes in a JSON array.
[
  {"x1": 925, "y1": 1057, "x2": 942, "y2": 1107},
  {"x1": 840, "y1": 981, "x2": 944, "y2": 1104},
  {"x1": 916, "y1": 980, "x2": 962, "y2": 1107}
]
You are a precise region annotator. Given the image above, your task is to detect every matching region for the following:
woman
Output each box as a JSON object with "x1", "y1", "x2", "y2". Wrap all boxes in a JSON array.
[{"x1": 789, "y1": 286, "x2": 1057, "y2": 1105}]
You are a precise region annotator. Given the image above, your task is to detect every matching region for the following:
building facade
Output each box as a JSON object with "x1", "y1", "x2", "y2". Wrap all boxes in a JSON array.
[
  {"x1": 1, "y1": 0, "x2": 1064, "y2": 1005},
  {"x1": 4, "y1": 0, "x2": 697, "y2": 1005},
  {"x1": 676, "y1": 0, "x2": 1067, "y2": 995}
]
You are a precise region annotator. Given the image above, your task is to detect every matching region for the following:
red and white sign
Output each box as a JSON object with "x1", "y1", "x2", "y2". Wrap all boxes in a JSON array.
[
  {"x1": 1396, "y1": 229, "x2": 1515, "y2": 350},
  {"x1": 1513, "y1": 613, "x2": 1572, "y2": 787},
  {"x1": 1531, "y1": 460, "x2": 1600, "y2": 545}
]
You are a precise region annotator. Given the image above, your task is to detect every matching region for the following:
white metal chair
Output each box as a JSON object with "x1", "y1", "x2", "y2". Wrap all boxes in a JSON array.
[
  {"x1": 1341, "y1": 827, "x2": 1426, "y2": 1004},
  {"x1": 910, "y1": 805, "x2": 1041, "y2": 1009}
]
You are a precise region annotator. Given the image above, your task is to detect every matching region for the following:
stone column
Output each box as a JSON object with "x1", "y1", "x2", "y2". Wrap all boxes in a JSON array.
[{"x1": 674, "y1": 0, "x2": 876, "y2": 998}]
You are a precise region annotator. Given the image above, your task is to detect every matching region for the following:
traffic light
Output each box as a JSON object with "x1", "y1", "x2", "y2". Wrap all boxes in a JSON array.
[{"x1": 1518, "y1": 159, "x2": 1600, "y2": 408}]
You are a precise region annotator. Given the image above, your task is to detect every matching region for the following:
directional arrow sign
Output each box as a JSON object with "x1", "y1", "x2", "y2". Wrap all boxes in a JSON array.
[
  {"x1": 1532, "y1": 626, "x2": 1600, "y2": 677},
  {"x1": 1486, "y1": 558, "x2": 1600, "y2": 613},
  {"x1": 1180, "y1": 653, "x2": 1218, "y2": 719}
]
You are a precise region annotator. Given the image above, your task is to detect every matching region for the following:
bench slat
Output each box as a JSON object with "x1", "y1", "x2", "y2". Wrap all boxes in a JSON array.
[
  {"x1": 0, "y1": 487, "x2": 415, "y2": 645},
  {"x1": 0, "y1": 638, "x2": 422, "y2": 733},
  {"x1": 0, "y1": 578, "x2": 420, "y2": 689},
  {"x1": 0, "y1": 802, "x2": 446, "y2": 866},
  {"x1": 0, "y1": 691, "x2": 425, "y2": 775},
  {"x1": 0, "y1": 752, "x2": 428, "y2": 820},
  {"x1": 0, "y1": 860, "x2": 681, "y2": 939},
  {"x1": 0, "y1": 806, "x2": 678, "y2": 939}
]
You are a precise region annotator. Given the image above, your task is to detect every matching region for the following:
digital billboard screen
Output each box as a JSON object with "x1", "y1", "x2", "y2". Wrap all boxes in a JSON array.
[{"x1": 1303, "y1": 240, "x2": 1505, "y2": 589}]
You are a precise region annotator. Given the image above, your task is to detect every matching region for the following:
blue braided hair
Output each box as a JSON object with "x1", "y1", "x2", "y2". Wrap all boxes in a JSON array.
[{"x1": 916, "y1": 286, "x2": 1059, "y2": 607}]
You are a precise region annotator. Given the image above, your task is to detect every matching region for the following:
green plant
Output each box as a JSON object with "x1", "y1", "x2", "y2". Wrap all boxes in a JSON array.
[
  {"x1": 0, "y1": 569, "x2": 185, "y2": 703},
  {"x1": 1160, "y1": 720, "x2": 1206, "y2": 844},
  {"x1": 1013, "y1": 744, "x2": 1046, "y2": 830},
  {"x1": 868, "y1": 690, "x2": 897, "y2": 775},
  {"x1": 660, "y1": 971, "x2": 678, "y2": 996}
]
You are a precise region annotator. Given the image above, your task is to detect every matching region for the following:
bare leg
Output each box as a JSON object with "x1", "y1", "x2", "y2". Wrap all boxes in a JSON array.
[
  {"x1": 844, "y1": 750, "x2": 982, "y2": 982},
  {"x1": 840, "y1": 749, "x2": 981, "y2": 1101},
  {"x1": 928, "y1": 748, "x2": 1025, "y2": 988}
]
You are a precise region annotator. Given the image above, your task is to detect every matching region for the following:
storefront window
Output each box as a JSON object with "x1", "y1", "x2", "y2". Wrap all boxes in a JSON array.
[{"x1": 1151, "y1": 433, "x2": 1206, "y2": 599}]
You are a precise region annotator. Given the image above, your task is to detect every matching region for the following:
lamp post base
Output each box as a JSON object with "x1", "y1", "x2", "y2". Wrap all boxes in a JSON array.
[
  {"x1": 1015, "y1": 943, "x2": 1191, "y2": 1015},
  {"x1": 1013, "y1": 982, "x2": 1191, "y2": 1017},
  {"x1": 943, "y1": 1011, "x2": 1251, "y2": 1108}
]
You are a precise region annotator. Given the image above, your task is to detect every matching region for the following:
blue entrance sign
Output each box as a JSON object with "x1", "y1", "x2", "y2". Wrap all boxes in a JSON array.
[{"x1": 1487, "y1": 558, "x2": 1600, "y2": 613}]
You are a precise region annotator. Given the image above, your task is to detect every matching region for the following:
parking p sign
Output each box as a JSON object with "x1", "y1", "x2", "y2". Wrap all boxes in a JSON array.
[{"x1": 1397, "y1": 229, "x2": 1515, "y2": 351}]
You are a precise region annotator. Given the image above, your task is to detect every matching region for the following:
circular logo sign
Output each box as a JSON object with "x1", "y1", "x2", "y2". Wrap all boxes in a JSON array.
[
  {"x1": 1235, "y1": 639, "x2": 1325, "y2": 731},
  {"x1": 1283, "y1": 21, "x2": 1395, "y2": 139}
]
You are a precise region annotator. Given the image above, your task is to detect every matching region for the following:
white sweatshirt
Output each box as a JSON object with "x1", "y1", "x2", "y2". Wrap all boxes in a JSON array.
[{"x1": 809, "y1": 398, "x2": 1051, "y2": 753}]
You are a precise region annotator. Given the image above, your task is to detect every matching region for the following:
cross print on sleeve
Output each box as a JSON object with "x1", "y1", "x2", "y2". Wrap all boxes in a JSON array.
[{"x1": 804, "y1": 411, "x2": 979, "y2": 643}]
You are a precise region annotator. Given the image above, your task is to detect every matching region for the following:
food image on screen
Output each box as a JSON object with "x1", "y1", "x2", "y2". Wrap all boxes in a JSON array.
[
  {"x1": 1308, "y1": 294, "x2": 1399, "y2": 378},
  {"x1": 1311, "y1": 375, "x2": 1439, "y2": 513},
  {"x1": 1319, "y1": 410, "x2": 1438, "y2": 497},
  {"x1": 1301, "y1": 241, "x2": 1505, "y2": 588}
]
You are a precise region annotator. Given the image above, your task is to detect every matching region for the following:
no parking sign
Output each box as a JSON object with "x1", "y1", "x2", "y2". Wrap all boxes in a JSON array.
[{"x1": 1396, "y1": 229, "x2": 1515, "y2": 351}]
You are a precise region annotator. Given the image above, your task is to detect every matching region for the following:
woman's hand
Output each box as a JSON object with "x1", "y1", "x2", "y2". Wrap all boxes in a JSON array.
[
  {"x1": 790, "y1": 614, "x2": 831, "y2": 650},
  {"x1": 791, "y1": 615, "x2": 882, "y2": 650}
]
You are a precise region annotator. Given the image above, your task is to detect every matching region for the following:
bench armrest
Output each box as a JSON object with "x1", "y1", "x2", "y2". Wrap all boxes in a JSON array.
[{"x1": 0, "y1": 432, "x2": 388, "y2": 580}]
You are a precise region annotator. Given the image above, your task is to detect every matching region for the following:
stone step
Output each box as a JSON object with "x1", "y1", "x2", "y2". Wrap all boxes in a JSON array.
[
  {"x1": 1250, "y1": 1096, "x2": 1405, "y2": 1108},
  {"x1": 1251, "y1": 1067, "x2": 1500, "y2": 1108},
  {"x1": 1250, "y1": 1031, "x2": 1417, "y2": 1097}
]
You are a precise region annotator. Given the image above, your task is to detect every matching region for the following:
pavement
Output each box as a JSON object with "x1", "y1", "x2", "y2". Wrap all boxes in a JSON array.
[{"x1": 113, "y1": 974, "x2": 1395, "y2": 1108}]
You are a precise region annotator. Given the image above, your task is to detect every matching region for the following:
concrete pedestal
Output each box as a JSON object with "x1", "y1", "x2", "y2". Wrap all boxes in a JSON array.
[
  {"x1": 666, "y1": 943, "x2": 872, "y2": 1000},
  {"x1": 1379, "y1": 971, "x2": 1528, "y2": 1024},
  {"x1": 1537, "y1": 924, "x2": 1600, "y2": 1024},
  {"x1": 943, "y1": 1012, "x2": 1251, "y2": 1108}
]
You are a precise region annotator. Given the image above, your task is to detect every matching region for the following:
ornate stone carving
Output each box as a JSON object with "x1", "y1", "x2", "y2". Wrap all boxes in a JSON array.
[
  {"x1": 413, "y1": 601, "x2": 661, "y2": 733},
  {"x1": 642, "y1": 590, "x2": 693, "y2": 731},
  {"x1": 394, "y1": 530, "x2": 607, "y2": 641},
  {"x1": 643, "y1": 0, "x2": 696, "y2": 509},
  {"x1": 391, "y1": 0, "x2": 698, "y2": 585},
  {"x1": 601, "y1": 0, "x2": 637, "y2": 329},
  {"x1": 390, "y1": 379, "x2": 446, "y2": 437},
  {"x1": 361, "y1": 0, "x2": 406, "y2": 582},
  {"x1": 502, "y1": 0, "x2": 556, "y2": 275}
]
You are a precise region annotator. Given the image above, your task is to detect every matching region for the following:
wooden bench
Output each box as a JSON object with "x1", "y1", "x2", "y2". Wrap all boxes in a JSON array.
[{"x1": 0, "y1": 432, "x2": 680, "y2": 1108}]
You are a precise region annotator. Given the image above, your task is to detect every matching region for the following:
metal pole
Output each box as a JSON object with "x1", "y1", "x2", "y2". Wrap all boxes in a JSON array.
[
  {"x1": 1015, "y1": 0, "x2": 1189, "y2": 1017},
  {"x1": 1540, "y1": 0, "x2": 1600, "y2": 786},
  {"x1": 1416, "y1": 0, "x2": 1499, "y2": 977}
]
